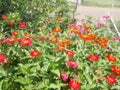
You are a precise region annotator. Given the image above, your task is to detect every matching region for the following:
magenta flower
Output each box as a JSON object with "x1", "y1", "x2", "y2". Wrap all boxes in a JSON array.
[
  {"x1": 66, "y1": 60, "x2": 78, "y2": 69},
  {"x1": 97, "y1": 20, "x2": 105, "y2": 27},
  {"x1": 88, "y1": 54, "x2": 99, "y2": 62},
  {"x1": 60, "y1": 72, "x2": 68, "y2": 81}
]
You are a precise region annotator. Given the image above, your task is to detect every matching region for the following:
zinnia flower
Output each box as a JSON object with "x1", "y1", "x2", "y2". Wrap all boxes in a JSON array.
[
  {"x1": 66, "y1": 60, "x2": 78, "y2": 69},
  {"x1": 56, "y1": 46, "x2": 64, "y2": 51},
  {"x1": 60, "y1": 72, "x2": 68, "y2": 81},
  {"x1": 1, "y1": 15, "x2": 7, "y2": 19},
  {"x1": 20, "y1": 37, "x2": 33, "y2": 47},
  {"x1": 53, "y1": 27, "x2": 61, "y2": 33},
  {"x1": 88, "y1": 54, "x2": 99, "y2": 62},
  {"x1": 106, "y1": 75, "x2": 117, "y2": 85},
  {"x1": 0, "y1": 54, "x2": 6, "y2": 63},
  {"x1": 111, "y1": 65, "x2": 120, "y2": 76},
  {"x1": 5, "y1": 37, "x2": 16, "y2": 44},
  {"x1": 19, "y1": 22, "x2": 27, "y2": 29},
  {"x1": 106, "y1": 54, "x2": 117, "y2": 62},
  {"x1": 69, "y1": 79, "x2": 80, "y2": 90},
  {"x1": 66, "y1": 50, "x2": 74, "y2": 57},
  {"x1": 50, "y1": 38, "x2": 58, "y2": 43},
  {"x1": 11, "y1": 31, "x2": 18, "y2": 36},
  {"x1": 8, "y1": 21, "x2": 14, "y2": 26},
  {"x1": 0, "y1": 39, "x2": 4, "y2": 44},
  {"x1": 30, "y1": 50, "x2": 42, "y2": 57}
]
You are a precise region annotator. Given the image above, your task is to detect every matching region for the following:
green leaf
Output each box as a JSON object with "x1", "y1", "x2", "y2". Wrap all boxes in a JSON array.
[
  {"x1": 0, "y1": 80, "x2": 3, "y2": 90},
  {"x1": 49, "y1": 83, "x2": 60, "y2": 90},
  {"x1": 51, "y1": 69, "x2": 60, "y2": 77},
  {"x1": 15, "y1": 76, "x2": 30, "y2": 85}
]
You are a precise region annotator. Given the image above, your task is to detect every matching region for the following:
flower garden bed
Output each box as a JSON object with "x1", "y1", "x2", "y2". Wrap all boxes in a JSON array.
[{"x1": 0, "y1": 0, "x2": 120, "y2": 90}]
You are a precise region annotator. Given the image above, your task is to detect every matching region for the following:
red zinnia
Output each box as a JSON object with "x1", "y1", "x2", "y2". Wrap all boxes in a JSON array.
[
  {"x1": 20, "y1": 37, "x2": 32, "y2": 47},
  {"x1": 0, "y1": 39, "x2": 4, "y2": 44},
  {"x1": 30, "y1": 50, "x2": 42, "y2": 57},
  {"x1": 0, "y1": 54, "x2": 6, "y2": 63},
  {"x1": 1, "y1": 15, "x2": 7, "y2": 19},
  {"x1": 19, "y1": 22, "x2": 27, "y2": 29},
  {"x1": 106, "y1": 75, "x2": 117, "y2": 85},
  {"x1": 88, "y1": 54, "x2": 99, "y2": 62},
  {"x1": 8, "y1": 21, "x2": 14, "y2": 26},
  {"x1": 66, "y1": 50, "x2": 74, "y2": 57},
  {"x1": 69, "y1": 79, "x2": 80, "y2": 90},
  {"x1": 111, "y1": 65, "x2": 120, "y2": 76}
]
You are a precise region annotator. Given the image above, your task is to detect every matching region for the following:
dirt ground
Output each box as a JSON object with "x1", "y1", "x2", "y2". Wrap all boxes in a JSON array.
[{"x1": 74, "y1": 5, "x2": 120, "y2": 20}]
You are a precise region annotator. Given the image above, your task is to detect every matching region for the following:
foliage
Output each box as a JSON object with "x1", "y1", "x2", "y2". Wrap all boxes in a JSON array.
[{"x1": 0, "y1": 0, "x2": 120, "y2": 90}]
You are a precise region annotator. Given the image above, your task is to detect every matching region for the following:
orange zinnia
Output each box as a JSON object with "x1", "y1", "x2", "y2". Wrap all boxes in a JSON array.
[
  {"x1": 79, "y1": 34, "x2": 96, "y2": 41},
  {"x1": 58, "y1": 39, "x2": 72, "y2": 47},
  {"x1": 53, "y1": 27, "x2": 61, "y2": 33},
  {"x1": 11, "y1": 31, "x2": 18, "y2": 36},
  {"x1": 56, "y1": 46, "x2": 64, "y2": 51},
  {"x1": 106, "y1": 54, "x2": 117, "y2": 62},
  {"x1": 84, "y1": 25, "x2": 92, "y2": 30},
  {"x1": 72, "y1": 28, "x2": 81, "y2": 34},
  {"x1": 50, "y1": 38, "x2": 58, "y2": 43},
  {"x1": 111, "y1": 65, "x2": 120, "y2": 76}
]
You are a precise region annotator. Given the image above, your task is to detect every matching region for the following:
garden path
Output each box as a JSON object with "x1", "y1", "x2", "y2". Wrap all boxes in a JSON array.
[{"x1": 74, "y1": 5, "x2": 120, "y2": 20}]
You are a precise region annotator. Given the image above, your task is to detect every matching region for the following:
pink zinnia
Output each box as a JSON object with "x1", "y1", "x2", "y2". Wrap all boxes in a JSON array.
[
  {"x1": 67, "y1": 60, "x2": 78, "y2": 69},
  {"x1": 60, "y1": 72, "x2": 68, "y2": 81},
  {"x1": 20, "y1": 37, "x2": 33, "y2": 47},
  {"x1": 88, "y1": 54, "x2": 99, "y2": 62}
]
